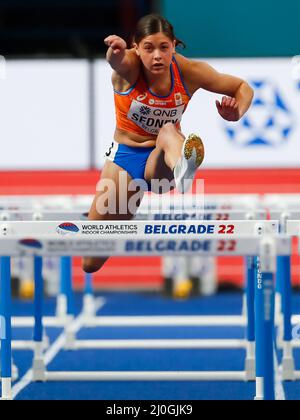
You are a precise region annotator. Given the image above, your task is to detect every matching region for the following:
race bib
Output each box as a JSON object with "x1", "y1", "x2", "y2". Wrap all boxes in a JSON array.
[{"x1": 127, "y1": 100, "x2": 185, "y2": 135}]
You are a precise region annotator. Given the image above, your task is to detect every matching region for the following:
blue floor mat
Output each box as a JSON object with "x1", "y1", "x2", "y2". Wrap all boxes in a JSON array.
[
  {"x1": 6, "y1": 292, "x2": 300, "y2": 400},
  {"x1": 17, "y1": 381, "x2": 256, "y2": 401}
]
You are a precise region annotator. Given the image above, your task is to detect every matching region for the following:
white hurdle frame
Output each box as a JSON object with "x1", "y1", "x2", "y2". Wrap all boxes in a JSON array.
[
  {"x1": 284, "y1": 219, "x2": 300, "y2": 381},
  {"x1": 0, "y1": 194, "x2": 268, "y2": 387},
  {"x1": 0, "y1": 201, "x2": 267, "y2": 352},
  {"x1": 0, "y1": 196, "x2": 269, "y2": 388},
  {"x1": 266, "y1": 201, "x2": 300, "y2": 381},
  {"x1": 0, "y1": 219, "x2": 285, "y2": 400}
]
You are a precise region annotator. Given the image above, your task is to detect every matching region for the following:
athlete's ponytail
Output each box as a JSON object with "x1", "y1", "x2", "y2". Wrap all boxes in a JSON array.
[{"x1": 132, "y1": 14, "x2": 186, "y2": 49}]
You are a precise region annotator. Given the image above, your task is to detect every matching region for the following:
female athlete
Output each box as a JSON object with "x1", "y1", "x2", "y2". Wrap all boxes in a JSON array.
[{"x1": 83, "y1": 14, "x2": 254, "y2": 273}]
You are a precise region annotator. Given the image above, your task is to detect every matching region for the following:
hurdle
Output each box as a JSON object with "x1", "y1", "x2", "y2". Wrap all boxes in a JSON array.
[
  {"x1": 0, "y1": 194, "x2": 268, "y2": 386},
  {"x1": 0, "y1": 192, "x2": 267, "y2": 326},
  {"x1": 267, "y1": 210, "x2": 299, "y2": 380},
  {"x1": 0, "y1": 196, "x2": 265, "y2": 329},
  {"x1": 0, "y1": 193, "x2": 265, "y2": 310},
  {"x1": 0, "y1": 220, "x2": 284, "y2": 400},
  {"x1": 281, "y1": 220, "x2": 300, "y2": 382},
  {"x1": 0, "y1": 198, "x2": 269, "y2": 372},
  {"x1": 0, "y1": 193, "x2": 262, "y2": 212},
  {"x1": 266, "y1": 198, "x2": 300, "y2": 381},
  {"x1": 264, "y1": 194, "x2": 300, "y2": 211},
  {"x1": 1, "y1": 206, "x2": 267, "y2": 295},
  {"x1": 139, "y1": 193, "x2": 263, "y2": 298},
  {"x1": 0, "y1": 192, "x2": 262, "y2": 292},
  {"x1": 139, "y1": 193, "x2": 261, "y2": 211},
  {"x1": 0, "y1": 193, "x2": 260, "y2": 212}
]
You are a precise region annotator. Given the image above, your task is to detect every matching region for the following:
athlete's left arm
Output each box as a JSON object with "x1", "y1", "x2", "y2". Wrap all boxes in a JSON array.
[{"x1": 179, "y1": 56, "x2": 254, "y2": 122}]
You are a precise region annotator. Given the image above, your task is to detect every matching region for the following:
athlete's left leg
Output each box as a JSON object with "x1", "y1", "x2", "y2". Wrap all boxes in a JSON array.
[{"x1": 144, "y1": 123, "x2": 205, "y2": 193}]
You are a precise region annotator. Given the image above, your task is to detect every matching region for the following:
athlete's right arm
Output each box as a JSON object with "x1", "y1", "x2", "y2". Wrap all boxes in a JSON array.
[{"x1": 104, "y1": 35, "x2": 139, "y2": 79}]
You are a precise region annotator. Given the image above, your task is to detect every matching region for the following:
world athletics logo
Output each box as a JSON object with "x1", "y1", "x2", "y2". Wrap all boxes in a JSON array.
[
  {"x1": 18, "y1": 239, "x2": 43, "y2": 249},
  {"x1": 224, "y1": 80, "x2": 295, "y2": 147},
  {"x1": 17, "y1": 238, "x2": 43, "y2": 257},
  {"x1": 56, "y1": 222, "x2": 80, "y2": 235}
]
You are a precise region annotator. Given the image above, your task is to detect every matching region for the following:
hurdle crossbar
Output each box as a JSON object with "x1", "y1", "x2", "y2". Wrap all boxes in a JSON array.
[
  {"x1": 0, "y1": 210, "x2": 268, "y2": 222},
  {"x1": 0, "y1": 220, "x2": 278, "y2": 238},
  {"x1": 0, "y1": 235, "x2": 290, "y2": 258}
]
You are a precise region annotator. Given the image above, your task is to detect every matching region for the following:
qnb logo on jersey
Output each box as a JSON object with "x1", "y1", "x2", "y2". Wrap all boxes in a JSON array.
[
  {"x1": 128, "y1": 99, "x2": 185, "y2": 135},
  {"x1": 140, "y1": 106, "x2": 151, "y2": 116},
  {"x1": 56, "y1": 222, "x2": 80, "y2": 235},
  {"x1": 18, "y1": 239, "x2": 43, "y2": 250},
  {"x1": 224, "y1": 80, "x2": 294, "y2": 148}
]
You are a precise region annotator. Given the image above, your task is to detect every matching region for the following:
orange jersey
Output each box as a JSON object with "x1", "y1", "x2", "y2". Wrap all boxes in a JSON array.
[{"x1": 114, "y1": 56, "x2": 192, "y2": 137}]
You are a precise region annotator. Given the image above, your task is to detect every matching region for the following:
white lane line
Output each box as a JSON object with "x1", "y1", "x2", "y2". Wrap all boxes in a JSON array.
[{"x1": 12, "y1": 298, "x2": 106, "y2": 400}]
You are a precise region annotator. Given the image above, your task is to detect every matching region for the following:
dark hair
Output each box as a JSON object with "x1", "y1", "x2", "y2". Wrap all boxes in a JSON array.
[{"x1": 132, "y1": 14, "x2": 186, "y2": 48}]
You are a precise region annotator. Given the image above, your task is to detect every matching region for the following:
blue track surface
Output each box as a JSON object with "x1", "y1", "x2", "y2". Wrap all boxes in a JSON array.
[{"x1": 5, "y1": 292, "x2": 300, "y2": 400}]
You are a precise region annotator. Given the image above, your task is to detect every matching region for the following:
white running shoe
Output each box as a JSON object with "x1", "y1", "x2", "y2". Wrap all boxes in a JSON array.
[{"x1": 173, "y1": 134, "x2": 204, "y2": 193}]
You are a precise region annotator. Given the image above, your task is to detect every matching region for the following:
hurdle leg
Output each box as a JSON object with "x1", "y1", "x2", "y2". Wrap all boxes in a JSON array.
[
  {"x1": 276, "y1": 256, "x2": 284, "y2": 349},
  {"x1": 262, "y1": 270, "x2": 276, "y2": 400},
  {"x1": 255, "y1": 257, "x2": 265, "y2": 400},
  {"x1": 255, "y1": 245, "x2": 276, "y2": 400},
  {"x1": 12, "y1": 360, "x2": 19, "y2": 381},
  {"x1": 245, "y1": 256, "x2": 255, "y2": 381},
  {"x1": 172, "y1": 257, "x2": 192, "y2": 299},
  {"x1": 56, "y1": 256, "x2": 75, "y2": 320},
  {"x1": 188, "y1": 256, "x2": 218, "y2": 296},
  {"x1": 242, "y1": 293, "x2": 247, "y2": 318},
  {"x1": 0, "y1": 257, "x2": 13, "y2": 400},
  {"x1": 32, "y1": 256, "x2": 46, "y2": 382},
  {"x1": 58, "y1": 257, "x2": 76, "y2": 349},
  {"x1": 162, "y1": 257, "x2": 175, "y2": 297},
  {"x1": 83, "y1": 273, "x2": 96, "y2": 318},
  {"x1": 279, "y1": 256, "x2": 295, "y2": 380}
]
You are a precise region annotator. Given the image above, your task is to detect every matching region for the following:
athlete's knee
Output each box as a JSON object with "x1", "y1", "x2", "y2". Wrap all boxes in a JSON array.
[
  {"x1": 82, "y1": 257, "x2": 106, "y2": 274},
  {"x1": 160, "y1": 122, "x2": 177, "y2": 136},
  {"x1": 156, "y1": 123, "x2": 177, "y2": 149}
]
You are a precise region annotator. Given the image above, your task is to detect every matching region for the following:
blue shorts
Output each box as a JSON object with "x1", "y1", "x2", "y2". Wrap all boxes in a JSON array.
[{"x1": 105, "y1": 142, "x2": 155, "y2": 190}]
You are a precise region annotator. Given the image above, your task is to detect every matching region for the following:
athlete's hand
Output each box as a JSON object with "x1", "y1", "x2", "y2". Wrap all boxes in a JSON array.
[
  {"x1": 216, "y1": 96, "x2": 240, "y2": 122},
  {"x1": 104, "y1": 35, "x2": 127, "y2": 54}
]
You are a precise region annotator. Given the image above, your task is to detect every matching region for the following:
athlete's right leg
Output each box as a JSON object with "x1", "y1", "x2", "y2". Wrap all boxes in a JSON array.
[{"x1": 82, "y1": 160, "x2": 144, "y2": 273}]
